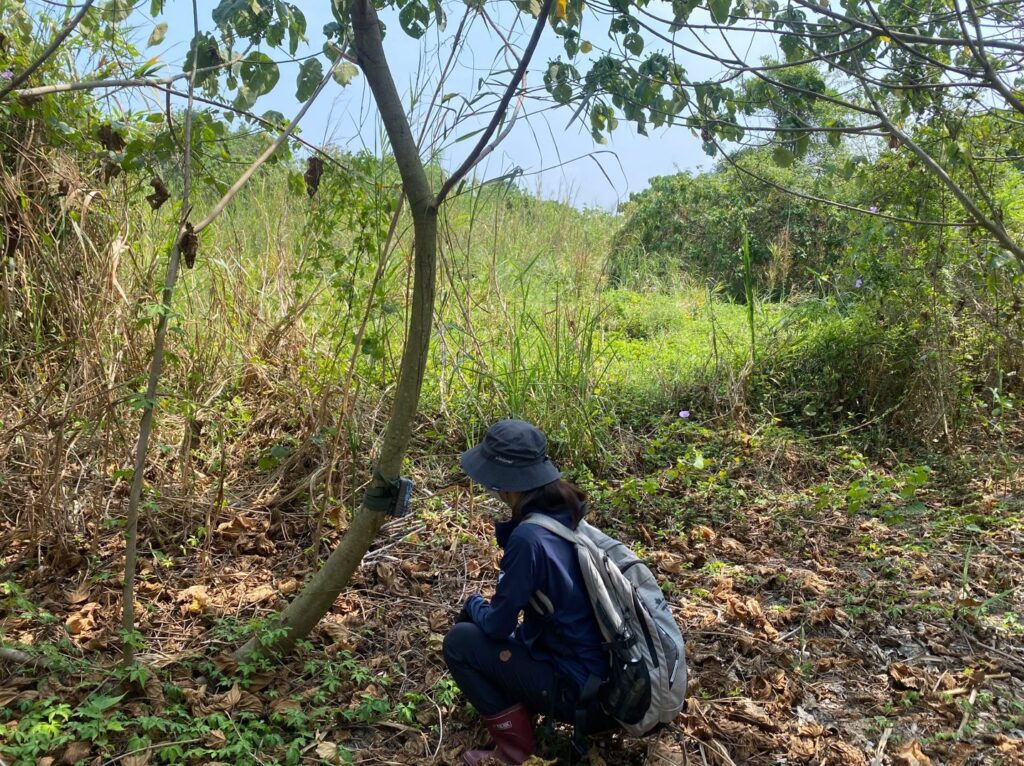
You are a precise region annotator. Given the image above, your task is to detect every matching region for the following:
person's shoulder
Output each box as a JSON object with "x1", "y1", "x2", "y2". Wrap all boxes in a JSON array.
[{"x1": 508, "y1": 518, "x2": 554, "y2": 550}]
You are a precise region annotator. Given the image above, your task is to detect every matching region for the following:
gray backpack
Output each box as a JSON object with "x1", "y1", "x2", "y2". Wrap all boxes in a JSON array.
[{"x1": 524, "y1": 514, "x2": 688, "y2": 737}]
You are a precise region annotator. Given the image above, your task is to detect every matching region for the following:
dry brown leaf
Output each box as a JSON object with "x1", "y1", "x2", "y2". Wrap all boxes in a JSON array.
[
  {"x1": 822, "y1": 740, "x2": 867, "y2": 766},
  {"x1": 893, "y1": 739, "x2": 932, "y2": 766},
  {"x1": 270, "y1": 697, "x2": 301, "y2": 715},
  {"x1": 726, "y1": 700, "x2": 777, "y2": 731},
  {"x1": 315, "y1": 742, "x2": 341, "y2": 764},
  {"x1": 809, "y1": 606, "x2": 849, "y2": 625},
  {"x1": 204, "y1": 729, "x2": 227, "y2": 748},
  {"x1": 36, "y1": 758, "x2": 55, "y2": 766},
  {"x1": 788, "y1": 735, "x2": 819, "y2": 760},
  {"x1": 278, "y1": 577, "x2": 299, "y2": 595},
  {"x1": 65, "y1": 602, "x2": 101, "y2": 635},
  {"x1": 889, "y1": 662, "x2": 924, "y2": 690},
  {"x1": 948, "y1": 743, "x2": 976, "y2": 766},
  {"x1": 59, "y1": 741, "x2": 91, "y2": 765},
  {"x1": 177, "y1": 585, "x2": 211, "y2": 615},
  {"x1": 910, "y1": 563, "x2": 934, "y2": 581},
  {"x1": 242, "y1": 583, "x2": 277, "y2": 606},
  {"x1": 691, "y1": 524, "x2": 717, "y2": 542},
  {"x1": 122, "y1": 752, "x2": 151, "y2": 766},
  {"x1": 66, "y1": 582, "x2": 91, "y2": 605},
  {"x1": 428, "y1": 609, "x2": 450, "y2": 632}
]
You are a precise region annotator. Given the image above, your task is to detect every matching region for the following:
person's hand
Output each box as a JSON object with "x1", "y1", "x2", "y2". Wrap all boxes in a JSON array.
[{"x1": 456, "y1": 594, "x2": 484, "y2": 624}]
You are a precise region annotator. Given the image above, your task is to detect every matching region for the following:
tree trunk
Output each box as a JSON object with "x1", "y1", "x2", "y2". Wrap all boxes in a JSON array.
[{"x1": 234, "y1": 0, "x2": 438, "y2": 661}]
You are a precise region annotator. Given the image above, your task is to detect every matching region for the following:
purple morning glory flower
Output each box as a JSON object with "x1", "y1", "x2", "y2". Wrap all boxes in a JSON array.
[
  {"x1": 869, "y1": 205, "x2": 878, "y2": 213},
  {"x1": 854, "y1": 278, "x2": 863, "y2": 288},
  {"x1": 0, "y1": 71, "x2": 13, "y2": 81},
  {"x1": 679, "y1": 410, "x2": 691, "y2": 419}
]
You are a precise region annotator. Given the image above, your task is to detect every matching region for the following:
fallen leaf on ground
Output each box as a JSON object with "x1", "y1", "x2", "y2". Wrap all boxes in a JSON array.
[
  {"x1": 59, "y1": 741, "x2": 91, "y2": 765},
  {"x1": 65, "y1": 602, "x2": 101, "y2": 635},
  {"x1": 894, "y1": 739, "x2": 932, "y2": 766}
]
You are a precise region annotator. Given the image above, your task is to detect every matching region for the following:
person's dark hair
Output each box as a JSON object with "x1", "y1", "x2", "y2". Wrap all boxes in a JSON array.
[{"x1": 510, "y1": 479, "x2": 587, "y2": 528}]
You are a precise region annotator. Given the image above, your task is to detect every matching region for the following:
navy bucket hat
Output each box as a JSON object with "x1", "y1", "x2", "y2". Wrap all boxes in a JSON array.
[{"x1": 460, "y1": 419, "x2": 561, "y2": 492}]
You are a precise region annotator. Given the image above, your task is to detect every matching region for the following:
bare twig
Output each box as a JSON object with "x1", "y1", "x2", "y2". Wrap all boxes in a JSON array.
[
  {"x1": 435, "y1": 0, "x2": 556, "y2": 205},
  {"x1": 870, "y1": 727, "x2": 892, "y2": 766}
]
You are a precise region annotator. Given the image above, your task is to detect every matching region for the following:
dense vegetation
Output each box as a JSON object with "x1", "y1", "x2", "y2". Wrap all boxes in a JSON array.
[{"x1": 2, "y1": 1, "x2": 1023, "y2": 765}]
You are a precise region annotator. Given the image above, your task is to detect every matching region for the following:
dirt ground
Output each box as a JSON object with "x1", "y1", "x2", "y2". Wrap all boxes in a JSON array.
[{"x1": 2, "y1": 442, "x2": 1023, "y2": 765}]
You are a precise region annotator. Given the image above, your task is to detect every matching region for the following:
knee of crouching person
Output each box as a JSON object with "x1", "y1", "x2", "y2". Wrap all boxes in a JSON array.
[{"x1": 442, "y1": 620, "x2": 478, "y2": 663}]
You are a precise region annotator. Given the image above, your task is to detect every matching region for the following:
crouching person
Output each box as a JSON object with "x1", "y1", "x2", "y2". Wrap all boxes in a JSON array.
[{"x1": 443, "y1": 420, "x2": 610, "y2": 766}]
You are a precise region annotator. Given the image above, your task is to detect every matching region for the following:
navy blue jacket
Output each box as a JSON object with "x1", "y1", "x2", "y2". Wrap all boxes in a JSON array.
[{"x1": 464, "y1": 504, "x2": 608, "y2": 691}]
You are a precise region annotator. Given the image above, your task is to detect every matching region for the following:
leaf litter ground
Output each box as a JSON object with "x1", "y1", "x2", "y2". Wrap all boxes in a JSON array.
[{"x1": 2, "y1": 427, "x2": 1024, "y2": 765}]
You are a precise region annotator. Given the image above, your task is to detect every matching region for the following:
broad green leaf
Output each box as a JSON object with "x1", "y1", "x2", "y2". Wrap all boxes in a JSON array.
[
  {"x1": 623, "y1": 32, "x2": 644, "y2": 55},
  {"x1": 296, "y1": 58, "x2": 324, "y2": 101},
  {"x1": 147, "y1": 23, "x2": 168, "y2": 47},
  {"x1": 333, "y1": 62, "x2": 359, "y2": 87},
  {"x1": 399, "y1": 1, "x2": 431, "y2": 38},
  {"x1": 150, "y1": 0, "x2": 166, "y2": 14},
  {"x1": 239, "y1": 52, "x2": 280, "y2": 97},
  {"x1": 772, "y1": 146, "x2": 795, "y2": 167},
  {"x1": 708, "y1": 0, "x2": 731, "y2": 24},
  {"x1": 103, "y1": 0, "x2": 133, "y2": 22}
]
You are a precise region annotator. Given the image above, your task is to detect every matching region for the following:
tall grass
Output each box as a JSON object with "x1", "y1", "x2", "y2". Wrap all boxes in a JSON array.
[{"x1": 7, "y1": 135, "x2": 1013, "y2": 554}]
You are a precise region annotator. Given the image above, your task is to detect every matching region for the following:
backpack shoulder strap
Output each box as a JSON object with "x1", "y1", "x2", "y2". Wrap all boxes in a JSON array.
[{"x1": 522, "y1": 513, "x2": 578, "y2": 544}]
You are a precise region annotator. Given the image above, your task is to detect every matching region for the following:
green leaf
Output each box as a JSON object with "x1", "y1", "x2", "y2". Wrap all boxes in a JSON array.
[
  {"x1": 83, "y1": 694, "x2": 126, "y2": 715},
  {"x1": 103, "y1": 0, "x2": 134, "y2": 23},
  {"x1": 708, "y1": 0, "x2": 731, "y2": 24},
  {"x1": 333, "y1": 62, "x2": 359, "y2": 87},
  {"x1": 296, "y1": 58, "x2": 324, "y2": 101},
  {"x1": 147, "y1": 22, "x2": 168, "y2": 46},
  {"x1": 623, "y1": 32, "x2": 644, "y2": 55},
  {"x1": 151, "y1": 0, "x2": 166, "y2": 13},
  {"x1": 772, "y1": 146, "x2": 795, "y2": 167},
  {"x1": 239, "y1": 52, "x2": 280, "y2": 97},
  {"x1": 399, "y1": 1, "x2": 431, "y2": 38}
]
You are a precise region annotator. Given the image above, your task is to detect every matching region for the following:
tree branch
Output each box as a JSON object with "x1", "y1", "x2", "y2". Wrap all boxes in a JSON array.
[
  {"x1": 435, "y1": 0, "x2": 556, "y2": 205},
  {"x1": 788, "y1": 0, "x2": 1024, "y2": 54},
  {"x1": 0, "y1": 0, "x2": 98, "y2": 102},
  {"x1": 955, "y1": 0, "x2": 1024, "y2": 117},
  {"x1": 855, "y1": 64, "x2": 1024, "y2": 262}
]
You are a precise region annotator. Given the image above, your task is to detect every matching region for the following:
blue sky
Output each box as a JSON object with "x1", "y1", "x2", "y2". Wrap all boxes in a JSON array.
[{"x1": 116, "y1": 0, "x2": 772, "y2": 209}]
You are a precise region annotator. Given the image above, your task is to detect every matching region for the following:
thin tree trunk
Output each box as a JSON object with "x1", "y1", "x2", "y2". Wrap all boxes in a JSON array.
[
  {"x1": 120, "y1": 0, "x2": 200, "y2": 667},
  {"x1": 234, "y1": 0, "x2": 438, "y2": 662}
]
